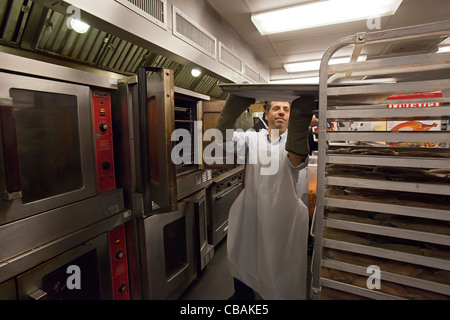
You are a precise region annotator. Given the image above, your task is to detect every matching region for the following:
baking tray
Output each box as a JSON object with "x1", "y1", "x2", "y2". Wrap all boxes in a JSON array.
[
  {"x1": 219, "y1": 83, "x2": 391, "y2": 105},
  {"x1": 219, "y1": 83, "x2": 320, "y2": 101}
]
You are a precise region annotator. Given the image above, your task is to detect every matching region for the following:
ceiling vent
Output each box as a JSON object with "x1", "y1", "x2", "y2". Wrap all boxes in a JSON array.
[
  {"x1": 219, "y1": 42, "x2": 242, "y2": 74},
  {"x1": 243, "y1": 64, "x2": 259, "y2": 83},
  {"x1": 115, "y1": 0, "x2": 167, "y2": 30},
  {"x1": 173, "y1": 6, "x2": 216, "y2": 59}
]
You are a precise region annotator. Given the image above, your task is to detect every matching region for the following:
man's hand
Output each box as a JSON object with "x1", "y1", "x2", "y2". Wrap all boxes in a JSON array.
[
  {"x1": 285, "y1": 95, "x2": 316, "y2": 159},
  {"x1": 216, "y1": 94, "x2": 255, "y2": 142}
]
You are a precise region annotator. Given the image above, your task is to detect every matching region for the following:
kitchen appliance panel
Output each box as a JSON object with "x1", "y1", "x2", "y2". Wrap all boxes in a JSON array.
[
  {"x1": 108, "y1": 224, "x2": 130, "y2": 300},
  {"x1": 92, "y1": 89, "x2": 116, "y2": 193}
]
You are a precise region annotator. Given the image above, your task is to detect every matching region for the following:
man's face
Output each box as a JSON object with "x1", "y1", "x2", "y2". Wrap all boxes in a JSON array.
[{"x1": 265, "y1": 101, "x2": 290, "y2": 133}]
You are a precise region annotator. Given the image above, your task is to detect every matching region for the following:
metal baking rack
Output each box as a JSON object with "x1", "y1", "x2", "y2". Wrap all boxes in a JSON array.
[{"x1": 311, "y1": 20, "x2": 450, "y2": 300}]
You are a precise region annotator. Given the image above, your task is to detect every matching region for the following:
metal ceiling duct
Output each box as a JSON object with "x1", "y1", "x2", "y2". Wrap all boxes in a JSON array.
[{"x1": 0, "y1": 0, "x2": 228, "y2": 99}]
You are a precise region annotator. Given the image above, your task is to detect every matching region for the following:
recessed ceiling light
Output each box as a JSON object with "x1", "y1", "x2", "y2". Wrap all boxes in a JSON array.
[
  {"x1": 285, "y1": 55, "x2": 367, "y2": 73},
  {"x1": 191, "y1": 68, "x2": 201, "y2": 77},
  {"x1": 252, "y1": 0, "x2": 403, "y2": 35},
  {"x1": 70, "y1": 19, "x2": 90, "y2": 34}
]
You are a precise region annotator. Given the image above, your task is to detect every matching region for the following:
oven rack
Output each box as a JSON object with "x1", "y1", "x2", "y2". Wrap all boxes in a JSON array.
[{"x1": 311, "y1": 20, "x2": 450, "y2": 300}]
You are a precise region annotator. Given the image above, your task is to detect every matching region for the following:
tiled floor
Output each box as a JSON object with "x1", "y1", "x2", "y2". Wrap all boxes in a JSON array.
[
  {"x1": 180, "y1": 239, "x2": 234, "y2": 300},
  {"x1": 179, "y1": 237, "x2": 312, "y2": 300}
]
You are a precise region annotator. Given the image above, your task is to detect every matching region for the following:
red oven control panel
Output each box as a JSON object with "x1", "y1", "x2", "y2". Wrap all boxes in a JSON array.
[
  {"x1": 108, "y1": 224, "x2": 130, "y2": 300},
  {"x1": 92, "y1": 89, "x2": 116, "y2": 192}
]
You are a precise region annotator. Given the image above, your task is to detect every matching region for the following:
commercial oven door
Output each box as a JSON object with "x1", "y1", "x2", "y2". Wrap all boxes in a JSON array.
[
  {"x1": 16, "y1": 232, "x2": 112, "y2": 300},
  {"x1": 139, "y1": 201, "x2": 196, "y2": 299},
  {"x1": 0, "y1": 73, "x2": 96, "y2": 225},
  {"x1": 137, "y1": 67, "x2": 177, "y2": 214},
  {"x1": 211, "y1": 182, "x2": 243, "y2": 246}
]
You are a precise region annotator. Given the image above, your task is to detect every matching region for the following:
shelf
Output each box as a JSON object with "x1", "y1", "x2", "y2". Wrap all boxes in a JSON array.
[
  {"x1": 322, "y1": 259, "x2": 450, "y2": 296},
  {"x1": 324, "y1": 218, "x2": 450, "y2": 246},
  {"x1": 320, "y1": 278, "x2": 404, "y2": 300},
  {"x1": 326, "y1": 154, "x2": 450, "y2": 169},
  {"x1": 327, "y1": 79, "x2": 450, "y2": 97},
  {"x1": 327, "y1": 51, "x2": 450, "y2": 76},
  {"x1": 322, "y1": 239, "x2": 450, "y2": 271},
  {"x1": 326, "y1": 105, "x2": 450, "y2": 121},
  {"x1": 324, "y1": 198, "x2": 450, "y2": 222},
  {"x1": 326, "y1": 177, "x2": 450, "y2": 195},
  {"x1": 327, "y1": 131, "x2": 450, "y2": 143}
]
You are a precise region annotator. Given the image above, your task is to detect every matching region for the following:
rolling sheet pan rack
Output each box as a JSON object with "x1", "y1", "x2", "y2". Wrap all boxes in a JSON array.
[{"x1": 311, "y1": 20, "x2": 450, "y2": 300}]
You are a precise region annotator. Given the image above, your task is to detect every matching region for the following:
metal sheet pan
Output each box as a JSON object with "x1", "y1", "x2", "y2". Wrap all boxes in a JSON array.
[
  {"x1": 219, "y1": 83, "x2": 320, "y2": 101},
  {"x1": 219, "y1": 83, "x2": 391, "y2": 105}
]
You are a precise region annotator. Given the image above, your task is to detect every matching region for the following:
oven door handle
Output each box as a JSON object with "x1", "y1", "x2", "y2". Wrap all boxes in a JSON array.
[
  {"x1": 0, "y1": 101, "x2": 22, "y2": 200},
  {"x1": 215, "y1": 183, "x2": 241, "y2": 200}
]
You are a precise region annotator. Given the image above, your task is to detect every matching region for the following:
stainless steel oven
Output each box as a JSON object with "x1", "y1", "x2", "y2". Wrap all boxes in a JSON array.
[
  {"x1": 114, "y1": 66, "x2": 212, "y2": 299},
  {"x1": 15, "y1": 224, "x2": 129, "y2": 300},
  {"x1": 137, "y1": 200, "x2": 196, "y2": 300},
  {"x1": 208, "y1": 166, "x2": 244, "y2": 246},
  {"x1": 132, "y1": 66, "x2": 212, "y2": 214},
  {"x1": 189, "y1": 188, "x2": 214, "y2": 277},
  {"x1": 0, "y1": 73, "x2": 96, "y2": 223},
  {"x1": 0, "y1": 52, "x2": 128, "y2": 299}
]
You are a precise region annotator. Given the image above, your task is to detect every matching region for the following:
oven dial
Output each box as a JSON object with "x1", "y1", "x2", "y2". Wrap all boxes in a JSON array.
[
  {"x1": 102, "y1": 161, "x2": 111, "y2": 170},
  {"x1": 116, "y1": 250, "x2": 124, "y2": 259},
  {"x1": 118, "y1": 284, "x2": 127, "y2": 293},
  {"x1": 99, "y1": 122, "x2": 109, "y2": 132}
]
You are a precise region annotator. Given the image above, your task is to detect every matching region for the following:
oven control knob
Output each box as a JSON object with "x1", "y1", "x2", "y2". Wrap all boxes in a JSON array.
[
  {"x1": 116, "y1": 250, "x2": 124, "y2": 259},
  {"x1": 118, "y1": 284, "x2": 127, "y2": 293},
  {"x1": 99, "y1": 123, "x2": 109, "y2": 132},
  {"x1": 227, "y1": 182, "x2": 232, "y2": 187},
  {"x1": 102, "y1": 161, "x2": 111, "y2": 170}
]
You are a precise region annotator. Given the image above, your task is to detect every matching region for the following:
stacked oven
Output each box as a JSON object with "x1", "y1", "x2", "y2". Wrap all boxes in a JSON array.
[
  {"x1": 115, "y1": 67, "x2": 212, "y2": 299},
  {"x1": 209, "y1": 167, "x2": 244, "y2": 246},
  {"x1": 0, "y1": 53, "x2": 130, "y2": 300}
]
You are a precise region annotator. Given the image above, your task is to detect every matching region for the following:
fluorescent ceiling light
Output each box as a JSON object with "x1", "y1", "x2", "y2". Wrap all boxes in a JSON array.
[
  {"x1": 270, "y1": 77, "x2": 320, "y2": 84},
  {"x1": 70, "y1": 19, "x2": 90, "y2": 34},
  {"x1": 285, "y1": 55, "x2": 367, "y2": 73},
  {"x1": 252, "y1": 0, "x2": 403, "y2": 35},
  {"x1": 438, "y1": 45, "x2": 450, "y2": 53}
]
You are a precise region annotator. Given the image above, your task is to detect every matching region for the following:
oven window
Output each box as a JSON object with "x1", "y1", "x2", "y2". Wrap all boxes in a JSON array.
[
  {"x1": 42, "y1": 250, "x2": 100, "y2": 300},
  {"x1": 163, "y1": 217, "x2": 188, "y2": 279},
  {"x1": 174, "y1": 98, "x2": 198, "y2": 176},
  {"x1": 10, "y1": 89, "x2": 83, "y2": 203}
]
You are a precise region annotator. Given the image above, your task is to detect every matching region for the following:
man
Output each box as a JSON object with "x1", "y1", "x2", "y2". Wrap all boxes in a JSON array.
[{"x1": 216, "y1": 94, "x2": 315, "y2": 300}]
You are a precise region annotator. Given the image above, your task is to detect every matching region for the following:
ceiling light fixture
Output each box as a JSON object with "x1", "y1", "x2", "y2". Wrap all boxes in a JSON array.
[
  {"x1": 437, "y1": 45, "x2": 450, "y2": 53},
  {"x1": 252, "y1": 0, "x2": 403, "y2": 35},
  {"x1": 270, "y1": 77, "x2": 320, "y2": 84},
  {"x1": 284, "y1": 55, "x2": 367, "y2": 73},
  {"x1": 191, "y1": 68, "x2": 201, "y2": 77},
  {"x1": 70, "y1": 19, "x2": 90, "y2": 34}
]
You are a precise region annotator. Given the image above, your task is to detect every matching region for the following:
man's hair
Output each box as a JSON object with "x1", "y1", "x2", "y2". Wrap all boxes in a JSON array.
[{"x1": 263, "y1": 101, "x2": 271, "y2": 114}]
